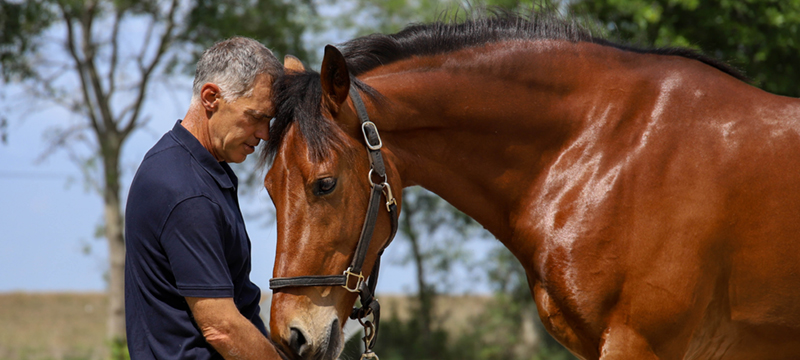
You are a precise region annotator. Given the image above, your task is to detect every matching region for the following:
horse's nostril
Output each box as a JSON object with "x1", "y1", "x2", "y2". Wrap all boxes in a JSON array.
[{"x1": 289, "y1": 327, "x2": 308, "y2": 357}]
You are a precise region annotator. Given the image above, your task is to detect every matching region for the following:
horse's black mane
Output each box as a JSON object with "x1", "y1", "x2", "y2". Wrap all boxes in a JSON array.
[
  {"x1": 343, "y1": 10, "x2": 746, "y2": 79},
  {"x1": 261, "y1": 9, "x2": 747, "y2": 166}
]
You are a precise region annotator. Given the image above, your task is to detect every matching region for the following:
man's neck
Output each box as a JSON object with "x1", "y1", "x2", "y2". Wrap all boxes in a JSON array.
[{"x1": 181, "y1": 103, "x2": 221, "y2": 161}]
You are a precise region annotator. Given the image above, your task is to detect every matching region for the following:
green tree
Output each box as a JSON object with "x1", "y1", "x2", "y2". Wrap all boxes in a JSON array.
[
  {"x1": 396, "y1": 188, "x2": 483, "y2": 336},
  {"x1": 570, "y1": 0, "x2": 800, "y2": 96},
  {"x1": 475, "y1": 246, "x2": 578, "y2": 360},
  {"x1": 0, "y1": 0, "x2": 311, "y2": 357},
  {"x1": 341, "y1": 0, "x2": 560, "y2": 36}
]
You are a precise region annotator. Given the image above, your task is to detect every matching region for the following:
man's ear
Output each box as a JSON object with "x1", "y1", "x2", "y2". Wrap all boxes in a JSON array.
[
  {"x1": 320, "y1": 45, "x2": 350, "y2": 114},
  {"x1": 284, "y1": 55, "x2": 305, "y2": 73},
  {"x1": 200, "y1": 82, "x2": 221, "y2": 112}
]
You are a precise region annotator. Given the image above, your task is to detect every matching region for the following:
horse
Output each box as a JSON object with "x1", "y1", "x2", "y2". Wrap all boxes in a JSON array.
[{"x1": 261, "y1": 11, "x2": 800, "y2": 360}]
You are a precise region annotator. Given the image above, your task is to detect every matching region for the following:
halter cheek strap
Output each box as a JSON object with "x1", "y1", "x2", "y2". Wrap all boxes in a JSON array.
[{"x1": 269, "y1": 86, "x2": 399, "y2": 356}]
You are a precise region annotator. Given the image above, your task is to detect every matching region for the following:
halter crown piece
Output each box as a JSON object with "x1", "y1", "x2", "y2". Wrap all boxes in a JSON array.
[{"x1": 269, "y1": 87, "x2": 400, "y2": 359}]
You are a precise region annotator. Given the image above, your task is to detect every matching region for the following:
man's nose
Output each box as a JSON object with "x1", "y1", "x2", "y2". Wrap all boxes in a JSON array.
[{"x1": 255, "y1": 122, "x2": 269, "y2": 141}]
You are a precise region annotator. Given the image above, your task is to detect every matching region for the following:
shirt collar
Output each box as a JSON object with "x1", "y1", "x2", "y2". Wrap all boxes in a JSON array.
[{"x1": 170, "y1": 120, "x2": 236, "y2": 189}]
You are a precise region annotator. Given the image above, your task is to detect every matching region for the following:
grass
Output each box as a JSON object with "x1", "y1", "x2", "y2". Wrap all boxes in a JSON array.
[
  {"x1": 0, "y1": 292, "x2": 494, "y2": 360},
  {"x1": 378, "y1": 294, "x2": 493, "y2": 335},
  {"x1": 0, "y1": 292, "x2": 107, "y2": 360}
]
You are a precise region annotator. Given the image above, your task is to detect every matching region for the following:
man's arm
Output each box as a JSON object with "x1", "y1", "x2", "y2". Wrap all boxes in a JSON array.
[{"x1": 186, "y1": 297, "x2": 284, "y2": 360}]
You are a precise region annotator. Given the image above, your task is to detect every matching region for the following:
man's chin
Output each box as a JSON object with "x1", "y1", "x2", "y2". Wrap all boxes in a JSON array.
[
  {"x1": 229, "y1": 156, "x2": 247, "y2": 164},
  {"x1": 220, "y1": 152, "x2": 247, "y2": 164}
]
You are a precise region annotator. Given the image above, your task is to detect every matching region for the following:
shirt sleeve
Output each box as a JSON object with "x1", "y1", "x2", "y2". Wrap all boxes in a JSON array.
[{"x1": 160, "y1": 195, "x2": 234, "y2": 298}]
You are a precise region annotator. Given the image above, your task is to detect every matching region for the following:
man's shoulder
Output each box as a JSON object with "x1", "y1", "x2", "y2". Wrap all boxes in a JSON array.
[
  {"x1": 135, "y1": 133, "x2": 193, "y2": 184},
  {"x1": 142, "y1": 131, "x2": 188, "y2": 166},
  {"x1": 128, "y1": 132, "x2": 212, "y2": 211}
]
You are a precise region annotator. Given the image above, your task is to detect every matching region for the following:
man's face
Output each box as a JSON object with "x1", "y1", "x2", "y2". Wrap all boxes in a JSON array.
[{"x1": 209, "y1": 74, "x2": 273, "y2": 163}]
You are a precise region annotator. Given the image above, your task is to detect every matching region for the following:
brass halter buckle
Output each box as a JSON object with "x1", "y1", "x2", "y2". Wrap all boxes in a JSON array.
[{"x1": 342, "y1": 267, "x2": 365, "y2": 293}]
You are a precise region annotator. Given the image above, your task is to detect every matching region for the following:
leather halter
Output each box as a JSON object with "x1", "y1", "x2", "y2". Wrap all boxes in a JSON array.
[{"x1": 269, "y1": 86, "x2": 399, "y2": 355}]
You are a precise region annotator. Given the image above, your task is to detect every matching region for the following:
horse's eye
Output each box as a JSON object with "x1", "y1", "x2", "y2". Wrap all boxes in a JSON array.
[{"x1": 314, "y1": 177, "x2": 337, "y2": 196}]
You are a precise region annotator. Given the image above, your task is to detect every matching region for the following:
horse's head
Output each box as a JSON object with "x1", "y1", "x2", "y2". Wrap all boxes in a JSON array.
[{"x1": 264, "y1": 47, "x2": 402, "y2": 360}]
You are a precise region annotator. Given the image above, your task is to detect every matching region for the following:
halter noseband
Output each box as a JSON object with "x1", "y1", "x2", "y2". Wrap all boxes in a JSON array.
[{"x1": 269, "y1": 86, "x2": 399, "y2": 358}]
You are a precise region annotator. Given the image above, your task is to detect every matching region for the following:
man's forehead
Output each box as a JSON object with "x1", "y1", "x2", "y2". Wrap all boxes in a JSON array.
[{"x1": 245, "y1": 108, "x2": 273, "y2": 119}]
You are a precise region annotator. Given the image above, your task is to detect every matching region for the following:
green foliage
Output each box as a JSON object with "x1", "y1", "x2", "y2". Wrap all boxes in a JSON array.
[
  {"x1": 108, "y1": 338, "x2": 131, "y2": 360},
  {"x1": 389, "y1": 187, "x2": 486, "y2": 352},
  {"x1": 372, "y1": 237, "x2": 577, "y2": 360},
  {"x1": 1, "y1": 116, "x2": 7, "y2": 144},
  {"x1": 373, "y1": 290, "x2": 578, "y2": 360},
  {"x1": 1, "y1": 0, "x2": 315, "y2": 80},
  {"x1": 178, "y1": 0, "x2": 313, "y2": 69},
  {"x1": 570, "y1": 0, "x2": 800, "y2": 96},
  {"x1": 348, "y1": 0, "x2": 561, "y2": 35},
  {"x1": 0, "y1": 0, "x2": 56, "y2": 82},
  {"x1": 343, "y1": 0, "x2": 461, "y2": 35},
  {"x1": 375, "y1": 313, "x2": 456, "y2": 360},
  {"x1": 470, "y1": 246, "x2": 578, "y2": 360},
  {"x1": 485, "y1": 245, "x2": 532, "y2": 303}
]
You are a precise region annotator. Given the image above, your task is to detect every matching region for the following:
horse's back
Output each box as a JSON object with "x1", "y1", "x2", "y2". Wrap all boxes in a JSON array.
[
  {"x1": 634, "y1": 82, "x2": 800, "y2": 357},
  {"x1": 633, "y1": 80, "x2": 800, "y2": 356},
  {"x1": 717, "y1": 90, "x2": 800, "y2": 351},
  {"x1": 528, "y1": 69, "x2": 800, "y2": 358}
]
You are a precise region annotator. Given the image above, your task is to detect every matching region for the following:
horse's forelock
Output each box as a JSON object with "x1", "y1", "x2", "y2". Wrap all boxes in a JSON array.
[
  {"x1": 262, "y1": 71, "x2": 371, "y2": 169},
  {"x1": 262, "y1": 71, "x2": 325, "y2": 167}
]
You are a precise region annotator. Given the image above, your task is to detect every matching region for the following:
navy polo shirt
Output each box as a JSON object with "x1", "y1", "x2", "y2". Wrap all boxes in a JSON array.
[{"x1": 125, "y1": 120, "x2": 266, "y2": 359}]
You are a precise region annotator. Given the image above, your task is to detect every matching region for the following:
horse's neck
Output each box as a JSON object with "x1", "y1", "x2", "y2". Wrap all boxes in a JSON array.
[{"x1": 363, "y1": 41, "x2": 646, "y2": 241}]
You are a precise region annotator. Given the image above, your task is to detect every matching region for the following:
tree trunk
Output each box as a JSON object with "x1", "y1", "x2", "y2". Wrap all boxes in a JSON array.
[
  {"x1": 102, "y1": 140, "x2": 126, "y2": 357},
  {"x1": 401, "y1": 197, "x2": 433, "y2": 337}
]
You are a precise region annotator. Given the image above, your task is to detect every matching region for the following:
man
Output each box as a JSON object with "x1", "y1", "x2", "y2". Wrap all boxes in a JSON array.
[{"x1": 125, "y1": 37, "x2": 284, "y2": 360}]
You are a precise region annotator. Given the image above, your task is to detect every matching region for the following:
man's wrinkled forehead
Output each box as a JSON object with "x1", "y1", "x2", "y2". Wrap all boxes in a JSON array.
[{"x1": 245, "y1": 109, "x2": 273, "y2": 121}]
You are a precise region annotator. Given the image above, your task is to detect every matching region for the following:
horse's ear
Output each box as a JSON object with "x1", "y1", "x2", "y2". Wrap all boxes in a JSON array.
[
  {"x1": 320, "y1": 45, "x2": 350, "y2": 114},
  {"x1": 284, "y1": 54, "x2": 305, "y2": 73}
]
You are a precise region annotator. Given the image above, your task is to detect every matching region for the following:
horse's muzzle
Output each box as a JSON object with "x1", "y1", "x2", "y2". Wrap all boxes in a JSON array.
[{"x1": 280, "y1": 317, "x2": 342, "y2": 360}]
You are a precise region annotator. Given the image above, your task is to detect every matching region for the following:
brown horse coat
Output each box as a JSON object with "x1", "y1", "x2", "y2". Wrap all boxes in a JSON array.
[{"x1": 264, "y1": 13, "x2": 800, "y2": 360}]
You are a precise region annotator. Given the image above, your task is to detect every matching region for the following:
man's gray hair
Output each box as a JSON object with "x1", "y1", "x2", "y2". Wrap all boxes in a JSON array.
[{"x1": 192, "y1": 37, "x2": 283, "y2": 102}]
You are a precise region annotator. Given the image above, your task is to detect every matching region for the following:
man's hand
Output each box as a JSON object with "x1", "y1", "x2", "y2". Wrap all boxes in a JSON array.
[{"x1": 186, "y1": 297, "x2": 284, "y2": 360}]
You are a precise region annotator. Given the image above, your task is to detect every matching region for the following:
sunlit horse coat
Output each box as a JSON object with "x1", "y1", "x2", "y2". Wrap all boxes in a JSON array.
[{"x1": 263, "y1": 11, "x2": 800, "y2": 360}]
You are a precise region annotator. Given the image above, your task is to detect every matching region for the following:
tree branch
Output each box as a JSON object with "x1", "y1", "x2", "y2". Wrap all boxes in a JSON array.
[
  {"x1": 107, "y1": 6, "x2": 123, "y2": 99},
  {"x1": 122, "y1": 0, "x2": 179, "y2": 139},
  {"x1": 58, "y1": 1, "x2": 100, "y2": 133},
  {"x1": 36, "y1": 122, "x2": 91, "y2": 163},
  {"x1": 80, "y1": 0, "x2": 116, "y2": 137}
]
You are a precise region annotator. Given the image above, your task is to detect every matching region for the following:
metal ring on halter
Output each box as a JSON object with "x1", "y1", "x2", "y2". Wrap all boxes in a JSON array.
[{"x1": 368, "y1": 168, "x2": 386, "y2": 187}]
